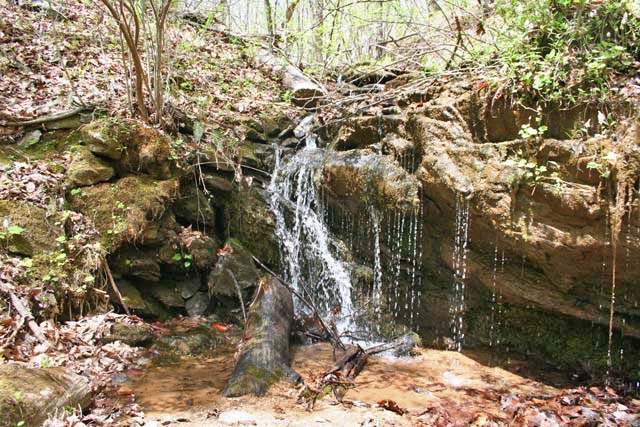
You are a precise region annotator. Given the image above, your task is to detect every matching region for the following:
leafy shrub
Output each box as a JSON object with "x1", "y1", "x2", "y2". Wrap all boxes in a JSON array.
[{"x1": 488, "y1": 0, "x2": 640, "y2": 105}]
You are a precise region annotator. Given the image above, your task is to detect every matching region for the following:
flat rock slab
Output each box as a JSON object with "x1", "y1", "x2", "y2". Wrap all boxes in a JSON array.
[{"x1": 0, "y1": 364, "x2": 91, "y2": 427}]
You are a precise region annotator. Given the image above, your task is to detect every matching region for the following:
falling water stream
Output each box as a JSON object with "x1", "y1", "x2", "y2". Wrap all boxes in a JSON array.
[
  {"x1": 449, "y1": 194, "x2": 470, "y2": 351},
  {"x1": 267, "y1": 121, "x2": 424, "y2": 341}
]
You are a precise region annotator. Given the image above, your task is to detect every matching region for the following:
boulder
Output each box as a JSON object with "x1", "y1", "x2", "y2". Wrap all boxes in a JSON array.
[
  {"x1": 174, "y1": 182, "x2": 216, "y2": 230},
  {"x1": 101, "y1": 322, "x2": 154, "y2": 347},
  {"x1": 0, "y1": 364, "x2": 91, "y2": 427},
  {"x1": 80, "y1": 119, "x2": 124, "y2": 160},
  {"x1": 185, "y1": 291, "x2": 210, "y2": 317},
  {"x1": 66, "y1": 147, "x2": 114, "y2": 187},
  {"x1": 68, "y1": 175, "x2": 179, "y2": 251},
  {"x1": 208, "y1": 240, "x2": 259, "y2": 300}
]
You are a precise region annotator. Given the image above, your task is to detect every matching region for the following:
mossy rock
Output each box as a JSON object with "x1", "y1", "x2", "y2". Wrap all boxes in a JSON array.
[
  {"x1": 68, "y1": 175, "x2": 178, "y2": 251},
  {"x1": 0, "y1": 200, "x2": 63, "y2": 256},
  {"x1": 174, "y1": 181, "x2": 216, "y2": 229},
  {"x1": 153, "y1": 325, "x2": 224, "y2": 358},
  {"x1": 80, "y1": 118, "x2": 176, "y2": 178},
  {"x1": 322, "y1": 150, "x2": 421, "y2": 212},
  {"x1": 260, "y1": 112, "x2": 292, "y2": 138},
  {"x1": 101, "y1": 322, "x2": 154, "y2": 347},
  {"x1": 80, "y1": 119, "x2": 124, "y2": 160},
  {"x1": 66, "y1": 147, "x2": 114, "y2": 187},
  {"x1": 0, "y1": 365, "x2": 91, "y2": 427}
]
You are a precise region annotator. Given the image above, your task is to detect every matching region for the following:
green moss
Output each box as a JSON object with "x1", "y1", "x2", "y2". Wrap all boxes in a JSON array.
[{"x1": 466, "y1": 303, "x2": 640, "y2": 379}]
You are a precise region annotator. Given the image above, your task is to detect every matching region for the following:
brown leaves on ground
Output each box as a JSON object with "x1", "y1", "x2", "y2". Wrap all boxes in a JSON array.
[
  {"x1": 1, "y1": 1, "x2": 297, "y2": 138},
  {"x1": 0, "y1": 159, "x2": 67, "y2": 209}
]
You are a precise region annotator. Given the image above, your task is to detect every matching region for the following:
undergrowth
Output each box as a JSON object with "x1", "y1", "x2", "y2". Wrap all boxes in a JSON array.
[{"x1": 483, "y1": 0, "x2": 640, "y2": 107}]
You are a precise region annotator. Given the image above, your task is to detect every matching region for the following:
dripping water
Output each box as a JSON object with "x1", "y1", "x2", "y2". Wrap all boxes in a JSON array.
[{"x1": 449, "y1": 194, "x2": 470, "y2": 352}]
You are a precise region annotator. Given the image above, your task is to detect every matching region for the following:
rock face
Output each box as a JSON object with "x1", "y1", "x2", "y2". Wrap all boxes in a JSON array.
[
  {"x1": 208, "y1": 239, "x2": 259, "y2": 317},
  {"x1": 0, "y1": 364, "x2": 91, "y2": 427},
  {"x1": 323, "y1": 82, "x2": 640, "y2": 375}
]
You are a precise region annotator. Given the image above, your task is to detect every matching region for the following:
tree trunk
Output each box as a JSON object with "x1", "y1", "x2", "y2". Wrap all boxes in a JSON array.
[
  {"x1": 254, "y1": 49, "x2": 327, "y2": 108},
  {"x1": 223, "y1": 276, "x2": 301, "y2": 397}
]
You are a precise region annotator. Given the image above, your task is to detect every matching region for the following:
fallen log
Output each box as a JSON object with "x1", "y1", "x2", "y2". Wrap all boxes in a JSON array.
[
  {"x1": 254, "y1": 49, "x2": 327, "y2": 108},
  {"x1": 223, "y1": 275, "x2": 302, "y2": 397},
  {"x1": 0, "y1": 364, "x2": 91, "y2": 427}
]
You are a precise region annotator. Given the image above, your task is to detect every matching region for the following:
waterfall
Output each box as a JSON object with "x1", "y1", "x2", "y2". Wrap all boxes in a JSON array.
[
  {"x1": 266, "y1": 120, "x2": 425, "y2": 341},
  {"x1": 268, "y1": 142, "x2": 355, "y2": 333}
]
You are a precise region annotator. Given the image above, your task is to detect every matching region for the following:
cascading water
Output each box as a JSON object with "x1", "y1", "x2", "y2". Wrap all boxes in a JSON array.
[{"x1": 268, "y1": 138, "x2": 355, "y2": 333}]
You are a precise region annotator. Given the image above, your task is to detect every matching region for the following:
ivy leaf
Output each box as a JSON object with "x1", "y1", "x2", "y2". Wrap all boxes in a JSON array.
[{"x1": 7, "y1": 226, "x2": 25, "y2": 235}]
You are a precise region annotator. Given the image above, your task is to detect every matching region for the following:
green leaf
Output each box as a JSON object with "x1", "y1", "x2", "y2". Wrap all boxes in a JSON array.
[
  {"x1": 70, "y1": 188, "x2": 82, "y2": 196},
  {"x1": 20, "y1": 258, "x2": 33, "y2": 268},
  {"x1": 56, "y1": 235, "x2": 67, "y2": 243},
  {"x1": 7, "y1": 226, "x2": 25, "y2": 235},
  {"x1": 586, "y1": 161, "x2": 599, "y2": 169},
  {"x1": 172, "y1": 253, "x2": 182, "y2": 262},
  {"x1": 83, "y1": 275, "x2": 95, "y2": 283},
  {"x1": 184, "y1": 261, "x2": 192, "y2": 268}
]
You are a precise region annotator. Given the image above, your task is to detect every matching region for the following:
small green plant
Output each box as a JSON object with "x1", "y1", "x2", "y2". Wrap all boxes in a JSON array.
[
  {"x1": 172, "y1": 252, "x2": 193, "y2": 268},
  {"x1": 586, "y1": 150, "x2": 616, "y2": 179},
  {"x1": 504, "y1": 157, "x2": 561, "y2": 194}
]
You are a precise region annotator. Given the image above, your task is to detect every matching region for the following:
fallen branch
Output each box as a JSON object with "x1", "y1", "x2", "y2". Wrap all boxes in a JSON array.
[
  {"x1": 101, "y1": 257, "x2": 130, "y2": 315},
  {"x1": 0, "y1": 106, "x2": 94, "y2": 127},
  {"x1": 297, "y1": 333, "x2": 421, "y2": 410},
  {"x1": 0, "y1": 282, "x2": 48, "y2": 344}
]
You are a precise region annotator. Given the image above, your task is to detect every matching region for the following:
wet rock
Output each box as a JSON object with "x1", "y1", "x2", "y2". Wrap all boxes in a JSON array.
[
  {"x1": 180, "y1": 231, "x2": 218, "y2": 270},
  {"x1": 113, "y1": 279, "x2": 171, "y2": 320},
  {"x1": 322, "y1": 150, "x2": 421, "y2": 211},
  {"x1": 203, "y1": 173, "x2": 234, "y2": 193},
  {"x1": 101, "y1": 322, "x2": 154, "y2": 347},
  {"x1": 227, "y1": 189, "x2": 280, "y2": 267},
  {"x1": 0, "y1": 364, "x2": 91, "y2": 427},
  {"x1": 0, "y1": 200, "x2": 63, "y2": 256},
  {"x1": 333, "y1": 115, "x2": 405, "y2": 150},
  {"x1": 174, "y1": 182, "x2": 216, "y2": 229},
  {"x1": 208, "y1": 239, "x2": 259, "y2": 300},
  {"x1": 153, "y1": 325, "x2": 222, "y2": 356},
  {"x1": 180, "y1": 278, "x2": 203, "y2": 300},
  {"x1": 185, "y1": 291, "x2": 210, "y2": 317},
  {"x1": 149, "y1": 280, "x2": 186, "y2": 308},
  {"x1": 66, "y1": 147, "x2": 115, "y2": 187}
]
